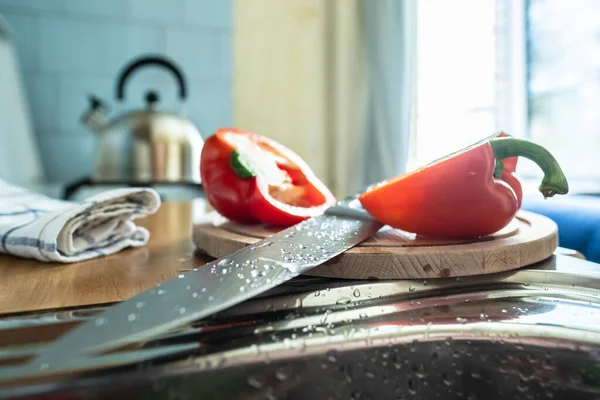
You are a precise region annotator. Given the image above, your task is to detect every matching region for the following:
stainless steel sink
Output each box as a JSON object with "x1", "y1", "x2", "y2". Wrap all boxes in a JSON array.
[{"x1": 1, "y1": 254, "x2": 600, "y2": 399}]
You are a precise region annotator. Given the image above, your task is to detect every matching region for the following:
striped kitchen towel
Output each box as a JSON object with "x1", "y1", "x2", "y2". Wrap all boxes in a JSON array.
[{"x1": 0, "y1": 179, "x2": 161, "y2": 263}]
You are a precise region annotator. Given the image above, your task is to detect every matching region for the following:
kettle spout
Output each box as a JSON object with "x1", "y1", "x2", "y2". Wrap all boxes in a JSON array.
[{"x1": 81, "y1": 95, "x2": 109, "y2": 133}]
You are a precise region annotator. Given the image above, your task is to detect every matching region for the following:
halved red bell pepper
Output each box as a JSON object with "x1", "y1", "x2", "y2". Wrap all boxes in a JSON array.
[
  {"x1": 358, "y1": 137, "x2": 568, "y2": 239},
  {"x1": 200, "y1": 128, "x2": 336, "y2": 226}
]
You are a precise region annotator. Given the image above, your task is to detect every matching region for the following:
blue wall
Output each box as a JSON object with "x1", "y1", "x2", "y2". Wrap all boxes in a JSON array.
[{"x1": 0, "y1": 0, "x2": 232, "y2": 183}]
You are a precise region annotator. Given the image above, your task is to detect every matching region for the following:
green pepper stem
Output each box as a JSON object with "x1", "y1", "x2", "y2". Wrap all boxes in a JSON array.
[
  {"x1": 489, "y1": 138, "x2": 569, "y2": 198},
  {"x1": 493, "y1": 159, "x2": 504, "y2": 179},
  {"x1": 230, "y1": 150, "x2": 256, "y2": 178}
]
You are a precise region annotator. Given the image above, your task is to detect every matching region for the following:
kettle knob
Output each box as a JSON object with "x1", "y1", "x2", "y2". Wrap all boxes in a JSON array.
[
  {"x1": 89, "y1": 95, "x2": 109, "y2": 112},
  {"x1": 145, "y1": 90, "x2": 159, "y2": 108}
]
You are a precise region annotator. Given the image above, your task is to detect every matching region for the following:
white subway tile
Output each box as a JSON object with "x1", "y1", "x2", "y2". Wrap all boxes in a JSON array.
[
  {"x1": 0, "y1": 0, "x2": 65, "y2": 14},
  {"x1": 58, "y1": 74, "x2": 113, "y2": 133},
  {"x1": 185, "y1": 80, "x2": 232, "y2": 136},
  {"x1": 103, "y1": 23, "x2": 164, "y2": 76},
  {"x1": 183, "y1": 0, "x2": 231, "y2": 28},
  {"x1": 165, "y1": 28, "x2": 222, "y2": 79},
  {"x1": 37, "y1": 134, "x2": 95, "y2": 182},
  {"x1": 127, "y1": 0, "x2": 180, "y2": 24},
  {"x1": 64, "y1": 0, "x2": 126, "y2": 19},
  {"x1": 217, "y1": 33, "x2": 231, "y2": 79},
  {"x1": 39, "y1": 17, "x2": 105, "y2": 73},
  {"x1": 23, "y1": 73, "x2": 59, "y2": 133},
  {"x1": 2, "y1": 13, "x2": 39, "y2": 70}
]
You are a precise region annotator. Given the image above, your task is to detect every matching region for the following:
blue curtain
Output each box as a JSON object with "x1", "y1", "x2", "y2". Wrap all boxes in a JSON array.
[{"x1": 359, "y1": 0, "x2": 417, "y2": 188}]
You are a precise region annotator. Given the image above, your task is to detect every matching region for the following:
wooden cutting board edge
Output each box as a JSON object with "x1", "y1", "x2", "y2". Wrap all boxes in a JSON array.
[{"x1": 192, "y1": 210, "x2": 558, "y2": 280}]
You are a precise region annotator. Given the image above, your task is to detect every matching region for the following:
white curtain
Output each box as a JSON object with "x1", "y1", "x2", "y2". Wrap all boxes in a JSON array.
[
  {"x1": 356, "y1": 0, "x2": 417, "y2": 190},
  {"x1": 233, "y1": 0, "x2": 417, "y2": 197}
]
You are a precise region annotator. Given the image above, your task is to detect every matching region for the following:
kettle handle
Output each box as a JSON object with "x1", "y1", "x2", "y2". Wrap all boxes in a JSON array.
[{"x1": 116, "y1": 55, "x2": 187, "y2": 101}]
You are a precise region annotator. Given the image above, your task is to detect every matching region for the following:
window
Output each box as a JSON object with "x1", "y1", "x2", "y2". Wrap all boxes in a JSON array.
[
  {"x1": 414, "y1": 0, "x2": 596, "y2": 194},
  {"x1": 410, "y1": 0, "x2": 499, "y2": 170},
  {"x1": 526, "y1": 0, "x2": 600, "y2": 192}
]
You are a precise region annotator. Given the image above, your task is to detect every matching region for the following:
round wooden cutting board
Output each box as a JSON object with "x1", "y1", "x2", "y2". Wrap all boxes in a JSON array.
[{"x1": 192, "y1": 211, "x2": 558, "y2": 280}]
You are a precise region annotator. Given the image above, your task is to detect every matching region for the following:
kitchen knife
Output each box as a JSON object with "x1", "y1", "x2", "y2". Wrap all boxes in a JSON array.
[{"x1": 21, "y1": 133, "x2": 499, "y2": 374}]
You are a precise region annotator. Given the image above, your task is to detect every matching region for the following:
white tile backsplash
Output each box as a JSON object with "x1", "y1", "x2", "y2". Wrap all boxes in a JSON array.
[
  {"x1": 0, "y1": 0, "x2": 65, "y2": 14},
  {"x1": 23, "y1": 73, "x2": 59, "y2": 132},
  {"x1": 0, "y1": 1, "x2": 232, "y2": 182},
  {"x1": 37, "y1": 134, "x2": 95, "y2": 182},
  {"x1": 58, "y1": 74, "x2": 114, "y2": 133},
  {"x1": 103, "y1": 23, "x2": 164, "y2": 75},
  {"x1": 2, "y1": 14, "x2": 38, "y2": 69},
  {"x1": 39, "y1": 17, "x2": 106, "y2": 74},
  {"x1": 186, "y1": 79, "x2": 232, "y2": 138},
  {"x1": 183, "y1": 0, "x2": 231, "y2": 28},
  {"x1": 128, "y1": 0, "x2": 180, "y2": 24},
  {"x1": 64, "y1": 0, "x2": 125, "y2": 20},
  {"x1": 165, "y1": 28, "x2": 225, "y2": 79}
]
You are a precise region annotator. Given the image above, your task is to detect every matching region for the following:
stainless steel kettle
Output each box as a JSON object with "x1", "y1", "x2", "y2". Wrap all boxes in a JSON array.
[{"x1": 81, "y1": 55, "x2": 204, "y2": 185}]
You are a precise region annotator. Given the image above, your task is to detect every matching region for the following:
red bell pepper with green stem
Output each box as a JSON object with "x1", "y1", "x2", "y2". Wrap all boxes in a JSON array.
[
  {"x1": 200, "y1": 128, "x2": 336, "y2": 226},
  {"x1": 495, "y1": 132, "x2": 522, "y2": 208},
  {"x1": 358, "y1": 137, "x2": 568, "y2": 239}
]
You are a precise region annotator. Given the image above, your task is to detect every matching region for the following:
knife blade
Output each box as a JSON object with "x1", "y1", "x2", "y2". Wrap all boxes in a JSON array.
[
  {"x1": 20, "y1": 133, "x2": 500, "y2": 374},
  {"x1": 20, "y1": 198, "x2": 382, "y2": 373}
]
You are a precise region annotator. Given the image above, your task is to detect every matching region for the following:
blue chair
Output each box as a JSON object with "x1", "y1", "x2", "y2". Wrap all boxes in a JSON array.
[{"x1": 522, "y1": 194, "x2": 600, "y2": 263}]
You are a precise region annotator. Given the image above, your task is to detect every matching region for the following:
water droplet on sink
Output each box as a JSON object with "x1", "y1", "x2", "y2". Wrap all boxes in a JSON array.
[
  {"x1": 442, "y1": 372, "x2": 452, "y2": 386},
  {"x1": 275, "y1": 368, "x2": 290, "y2": 381},
  {"x1": 407, "y1": 377, "x2": 417, "y2": 394},
  {"x1": 247, "y1": 375, "x2": 265, "y2": 389},
  {"x1": 336, "y1": 297, "x2": 351, "y2": 305},
  {"x1": 326, "y1": 349, "x2": 338, "y2": 362}
]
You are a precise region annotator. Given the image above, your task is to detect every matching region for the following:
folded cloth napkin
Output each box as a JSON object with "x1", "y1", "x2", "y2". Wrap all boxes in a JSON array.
[{"x1": 0, "y1": 179, "x2": 161, "y2": 262}]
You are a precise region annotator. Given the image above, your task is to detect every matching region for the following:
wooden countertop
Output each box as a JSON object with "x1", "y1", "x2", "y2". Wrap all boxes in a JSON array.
[
  {"x1": 0, "y1": 199, "x2": 587, "y2": 317},
  {"x1": 0, "y1": 200, "x2": 213, "y2": 315}
]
